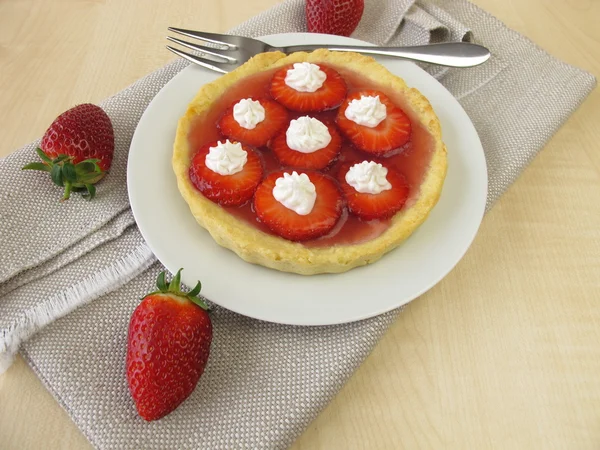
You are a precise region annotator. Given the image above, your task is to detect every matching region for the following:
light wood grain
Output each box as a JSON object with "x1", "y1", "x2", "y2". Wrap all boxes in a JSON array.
[{"x1": 1, "y1": 0, "x2": 599, "y2": 448}]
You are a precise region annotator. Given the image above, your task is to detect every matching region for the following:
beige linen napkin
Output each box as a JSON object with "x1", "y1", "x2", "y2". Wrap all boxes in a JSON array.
[{"x1": 0, "y1": 0, "x2": 595, "y2": 448}]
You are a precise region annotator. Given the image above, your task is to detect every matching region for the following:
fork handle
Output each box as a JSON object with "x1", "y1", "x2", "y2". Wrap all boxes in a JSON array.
[{"x1": 281, "y1": 42, "x2": 490, "y2": 68}]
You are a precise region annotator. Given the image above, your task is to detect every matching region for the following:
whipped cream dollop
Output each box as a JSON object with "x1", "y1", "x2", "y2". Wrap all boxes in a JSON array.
[
  {"x1": 205, "y1": 140, "x2": 247, "y2": 176},
  {"x1": 285, "y1": 62, "x2": 327, "y2": 92},
  {"x1": 232, "y1": 98, "x2": 265, "y2": 129},
  {"x1": 272, "y1": 171, "x2": 317, "y2": 215},
  {"x1": 344, "y1": 95, "x2": 387, "y2": 127},
  {"x1": 286, "y1": 116, "x2": 332, "y2": 153},
  {"x1": 345, "y1": 161, "x2": 392, "y2": 194}
]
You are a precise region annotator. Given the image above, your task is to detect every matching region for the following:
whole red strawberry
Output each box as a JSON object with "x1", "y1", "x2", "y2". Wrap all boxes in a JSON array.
[
  {"x1": 126, "y1": 269, "x2": 212, "y2": 421},
  {"x1": 306, "y1": 0, "x2": 364, "y2": 37},
  {"x1": 22, "y1": 103, "x2": 114, "y2": 200}
]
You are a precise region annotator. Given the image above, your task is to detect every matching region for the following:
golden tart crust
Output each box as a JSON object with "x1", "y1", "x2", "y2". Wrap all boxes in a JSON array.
[{"x1": 172, "y1": 49, "x2": 447, "y2": 275}]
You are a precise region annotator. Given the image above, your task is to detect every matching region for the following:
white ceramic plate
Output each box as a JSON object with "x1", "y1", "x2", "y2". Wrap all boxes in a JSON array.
[{"x1": 128, "y1": 33, "x2": 487, "y2": 326}]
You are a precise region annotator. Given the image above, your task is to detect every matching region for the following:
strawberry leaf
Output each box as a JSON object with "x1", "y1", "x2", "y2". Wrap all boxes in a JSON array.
[
  {"x1": 35, "y1": 148, "x2": 52, "y2": 163},
  {"x1": 54, "y1": 154, "x2": 71, "y2": 164},
  {"x1": 75, "y1": 161, "x2": 98, "y2": 175},
  {"x1": 81, "y1": 158, "x2": 101, "y2": 165},
  {"x1": 168, "y1": 268, "x2": 182, "y2": 291},
  {"x1": 187, "y1": 295, "x2": 209, "y2": 310},
  {"x1": 78, "y1": 159, "x2": 102, "y2": 172},
  {"x1": 50, "y1": 165, "x2": 64, "y2": 187},
  {"x1": 156, "y1": 271, "x2": 168, "y2": 292},
  {"x1": 78, "y1": 173, "x2": 103, "y2": 184},
  {"x1": 22, "y1": 162, "x2": 51, "y2": 172},
  {"x1": 188, "y1": 281, "x2": 202, "y2": 298},
  {"x1": 62, "y1": 163, "x2": 77, "y2": 182},
  {"x1": 84, "y1": 184, "x2": 96, "y2": 200}
]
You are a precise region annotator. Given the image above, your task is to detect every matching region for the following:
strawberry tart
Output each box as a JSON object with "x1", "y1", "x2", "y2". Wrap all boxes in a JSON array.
[{"x1": 172, "y1": 49, "x2": 447, "y2": 275}]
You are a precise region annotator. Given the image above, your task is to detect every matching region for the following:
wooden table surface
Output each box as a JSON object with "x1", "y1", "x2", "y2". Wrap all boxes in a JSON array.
[{"x1": 1, "y1": 0, "x2": 599, "y2": 448}]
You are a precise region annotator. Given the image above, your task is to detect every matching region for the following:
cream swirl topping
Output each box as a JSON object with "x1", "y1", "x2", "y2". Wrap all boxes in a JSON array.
[
  {"x1": 345, "y1": 161, "x2": 392, "y2": 194},
  {"x1": 344, "y1": 95, "x2": 387, "y2": 127},
  {"x1": 272, "y1": 171, "x2": 317, "y2": 215},
  {"x1": 284, "y1": 62, "x2": 327, "y2": 92},
  {"x1": 232, "y1": 98, "x2": 265, "y2": 130},
  {"x1": 286, "y1": 116, "x2": 332, "y2": 153},
  {"x1": 205, "y1": 140, "x2": 247, "y2": 176}
]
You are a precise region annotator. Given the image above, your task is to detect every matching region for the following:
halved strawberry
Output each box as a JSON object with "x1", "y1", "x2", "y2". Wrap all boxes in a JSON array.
[
  {"x1": 269, "y1": 120, "x2": 342, "y2": 170},
  {"x1": 270, "y1": 64, "x2": 347, "y2": 112},
  {"x1": 189, "y1": 141, "x2": 263, "y2": 206},
  {"x1": 337, "y1": 161, "x2": 409, "y2": 220},
  {"x1": 218, "y1": 98, "x2": 289, "y2": 148},
  {"x1": 336, "y1": 90, "x2": 412, "y2": 156},
  {"x1": 254, "y1": 170, "x2": 343, "y2": 241}
]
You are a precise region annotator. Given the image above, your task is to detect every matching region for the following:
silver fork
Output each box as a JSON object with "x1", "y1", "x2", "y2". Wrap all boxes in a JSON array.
[{"x1": 166, "y1": 27, "x2": 490, "y2": 74}]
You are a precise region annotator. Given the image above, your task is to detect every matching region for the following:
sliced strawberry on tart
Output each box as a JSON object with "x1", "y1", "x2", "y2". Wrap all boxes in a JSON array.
[
  {"x1": 189, "y1": 139, "x2": 263, "y2": 207},
  {"x1": 218, "y1": 98, "x2": 288, "y2": 148},
  {"x1": 336, "y1": 90, "x2": 412, "y2": 156},
  {"x1": 269, "y1": 116, "x2": 342, "y2": 170},
  {"x1": 337, "y1": 160, "x2": 409, "y2": 221},
  {"x1": 270, "y1": 62, "x2": 347, "y2": 112},
  {"x1": 253, "y1": 170, "x2": 343, "y2": 241}
]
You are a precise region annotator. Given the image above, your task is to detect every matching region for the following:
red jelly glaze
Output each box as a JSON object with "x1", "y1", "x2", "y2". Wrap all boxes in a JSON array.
[{"x1": 187, "y1": 65, "x2": 435, "y2": 247}]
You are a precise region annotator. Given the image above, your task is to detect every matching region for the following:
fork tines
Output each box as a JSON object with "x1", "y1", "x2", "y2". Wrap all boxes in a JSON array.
[{"x1": 166, "y1": 27, "x2": 244, "y2": 74}]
